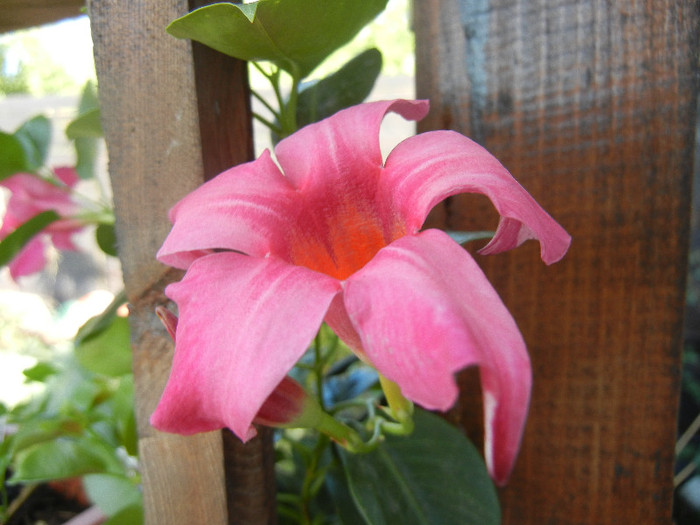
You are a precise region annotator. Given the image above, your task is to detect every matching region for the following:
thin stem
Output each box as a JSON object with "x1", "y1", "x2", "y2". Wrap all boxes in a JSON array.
[
  {"x1": 252, "y1": 112, "x2": 283, "y2": 134},
  {"x1": 314, "y1": 332, "x2": 325, "y2": 410},
  {"x1": 250, "y1": 88, "x2": 280, "y2": 120}
]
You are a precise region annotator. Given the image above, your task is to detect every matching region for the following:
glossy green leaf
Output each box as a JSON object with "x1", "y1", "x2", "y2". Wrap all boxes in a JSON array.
[
  {"x1": 167, "y1": 0, "x2": 388, "y2": 79},
  {"x1": 95, "y1": 223, "x2": 118, "y2": 256},
  {"x1": 0, "y1": 210, "x2": 60, "y2": 267},
  {"x1": 297, "y1": 48, "x2": 382, "y2": 128},
  {"x1": 339, "y1": 409, "x2": 500, "y2": 525},
  {"x1": 9, "y1": 437, "x2": 115, "y2": 483},
  {"x1": 14, "y1": 115, "x2": 52, "y2": 171},
  {"x1": 75, "y1": 316, "x2": 132, "y2": 377},
  {"x1": 83, "y1": 473, "x2": 142, "y2": 517},
  {"x1": 0, "y1": 131, "x2": 29, "y2": 180}
]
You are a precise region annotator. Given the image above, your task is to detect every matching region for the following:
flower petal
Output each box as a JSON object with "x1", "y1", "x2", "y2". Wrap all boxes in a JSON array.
[
  {"x1": 382, "y1": 130, "x2": 571, "y2": 264},
  {"x1": 150, "y1": 252, "x2": 340, "y2": 440},
  {"x1": 157, "y1": 151, "x2": 297, "y2": 269},
  {"x1": 343, "y1": 229, "x2": 531, "y2": 484},
  {"x1": 274, "y1": 99, "x2": 429, "y2": 191},
  {"x1": 8, "y1": 237, "x2": 47, "y2": 279},
  {"x1": 2, "y1": 173, "x2": 77, "y2": 219}
]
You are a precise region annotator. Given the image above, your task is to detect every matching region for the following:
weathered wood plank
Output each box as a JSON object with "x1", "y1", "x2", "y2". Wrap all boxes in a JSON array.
[
  {"x1": 415, "y1": 0, "x2": 698, "y2": 523},
  {"x1": 1, "y1": 0, "x2": 84, "y2": 33},
  {"x1": 188, "y1": 0, "x2": 277, "y2": 521},
  {"x1": 89, "y1": 1, "x2": 229, "y2": 522}
]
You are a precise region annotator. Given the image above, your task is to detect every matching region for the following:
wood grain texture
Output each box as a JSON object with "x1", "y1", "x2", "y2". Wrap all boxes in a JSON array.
[
  {"x1": 415, "y1": 0, "x2": 698, "y2": 523},
  {"x1": 188, "y1": 1, "x2": 276, "y2": 522},
  {"x1": 1, "y1": 0, "x2": 84, "y2": 33},
  {"x1": 89, "y1": 1, "x2": 229, "y2": 523}
]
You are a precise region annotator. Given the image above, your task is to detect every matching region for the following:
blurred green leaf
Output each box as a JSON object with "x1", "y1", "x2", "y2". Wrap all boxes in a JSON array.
[
  {"x1": 338, "y1": 409, "x2": 500, "y2": 525},
  {"x1": 70, "y1": 81, "x2": 102, "y2": 179},
  {"x1": 0, "y1": 132, "x2": 29, "y2": 180},
  {"x1": 83, "y1": 473, "x2": 142, "y2": 517},
  {"x1": 66, "y1": 108, "x2": 103, "y2": 139},
  {"x1": 9, "y1": 437, "x2": 115, "y2": 483},
  {"x1": 22, "y1": 361, "x2": 58, "y2": 383},
  {"x1": 167, "y1": 0, "x2": 388, "y2": 79},
  {"x1": 0, "y1": 210, "x2": 60, "y2": 267},
  {"x1": 104, "y1": 503, "x2": 144, "y2": 525},
  {"x1": 76, "y1": 290, "x2": 127, "y2": 345},
  {"x1": 14, "y1": 115, "x2": 51, "y2": 171},
  {"x1": 96, "y1": 223, "x2": 118, "y2": 257},
  {"x1": 296, "y1": 48, "x2": 382, "y2": 128},
  {"x1": 75, "y1": 316, "x2": 132, "y2": 377}
]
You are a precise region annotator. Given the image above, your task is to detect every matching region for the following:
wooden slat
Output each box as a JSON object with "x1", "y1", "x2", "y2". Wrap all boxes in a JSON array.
[
  {"x1": 188, "y1": 0, "x2": 277, "y2": 521},
  {"x1": 1, "y1": 0, "x2": 84, "y2": 33},
  {"x1": 88, "y1": 1, "x2": 229, "y2": 522},
  {"x1": 415, "y1": 0, "x2": 697, "y2": 523}
]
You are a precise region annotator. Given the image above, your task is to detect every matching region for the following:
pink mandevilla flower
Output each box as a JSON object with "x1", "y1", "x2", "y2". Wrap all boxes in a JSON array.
[
  {"x1": 152, "y1": 99, "x2": 571, "y2": 484},
  {"x1": 0, "y1": 167, "x2": 83, "y2": 279}
]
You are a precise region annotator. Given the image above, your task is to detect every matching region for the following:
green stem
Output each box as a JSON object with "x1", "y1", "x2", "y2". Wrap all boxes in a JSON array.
[
  {"x1": 250, "y1": 87, "x2": 280, "y2": 120},
  {"x1": 252, "y1": 111, "x2": 283, "y2": 134},
  {"x1": 378, "y1": 375, "x2": 414, "y2": 423},
  {"x1": 314, "y1": 332, "x2": 325, "y2": 410}
]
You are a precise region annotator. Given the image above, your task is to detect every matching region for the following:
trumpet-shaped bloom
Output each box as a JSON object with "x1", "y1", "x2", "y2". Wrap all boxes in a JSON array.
[
  {"x1": 152, "y1": 99, "x2": 571, "y2": 484},
  {"x1": 1, "y1": 168, "x2": 83, "y2": 279}
]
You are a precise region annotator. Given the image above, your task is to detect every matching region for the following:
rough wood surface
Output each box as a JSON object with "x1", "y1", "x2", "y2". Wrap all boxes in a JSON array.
[
  {"x1": 1, "y1": 0, "x2": 84, "y2": 33},
  {"x1": 188, "y1": 1, "x2": 277, "y2": 521},
  {"x1": 89, "y1": 1, "x2": 229, "y2": 523},
  {"x1": 415, "y1": 0, "x2": 698, "y2": 522}
]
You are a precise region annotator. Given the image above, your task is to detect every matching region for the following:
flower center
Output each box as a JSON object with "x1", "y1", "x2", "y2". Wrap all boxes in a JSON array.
[{"x1": 286, "y1": 193, "x2": 404, "y2": 281}]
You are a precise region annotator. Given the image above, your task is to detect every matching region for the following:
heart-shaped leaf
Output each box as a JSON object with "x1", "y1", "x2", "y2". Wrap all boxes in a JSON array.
[{"x1": 167, "y1": 0, "x2": 388, "y2": 79}]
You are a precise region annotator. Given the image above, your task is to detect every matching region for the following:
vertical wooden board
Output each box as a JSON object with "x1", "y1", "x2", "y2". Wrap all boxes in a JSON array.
[
  {"x1": 88, "y1": 1, "x2": 229, "y2": 523},
  {"x1": 415, "y1": 0, "x2": 698, "y2": 523},
  {"x1": 187, "y1": 1, "x2": 277, "y2": 521}
]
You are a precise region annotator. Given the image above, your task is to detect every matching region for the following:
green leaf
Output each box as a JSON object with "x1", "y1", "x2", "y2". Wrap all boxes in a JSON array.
[
  {"x1": 75, "y1": 290, "x2": 127, "y2": 345},
  {"x1": 83, "y1": 473, "x2": 142, "y2": 517},
  {"x1": 104, "y1": 503, "x2": 144, "y2": 525},
  {"x1": 338, "y1": 409, "x2": 500, "y2": 525},
  {"x1": 446, "y1": 230, "x2": 495, "y2": 246},
  {"x1": 9, "y1": 438, "x2": 113, "y2": 483},
  {"x1": 14, "y1": 115, "x2": 52, "y2": 171},
  {"x1": 296, "y1": 48, "x2": 383, "y2": 128},
  {"x1": 0, "y1": 210, "x2": 60, "y2": 267},
  {"x1": 0, "y1": 131, "x2": 29, "y2": 180},
  {"x1": 22, "y1": 361, "x2": 58, "y2": 382},
  {"x1": 70, "y1": 81, "x2": 102, "y2": 179},
  {"x1": 167, "y1": 0, "x2": 388, "y2": 79},
  {"x1": 75, "y1": 316, "x2": 132, "y2": 377},
  {"x1": 104, "y1": 504, "x2": 144, "y2": 525},
  {"x1": 66, "y1": 108, "x2": 103, "y2": 139},
  {"x1": 95, "y1": 223, "x2": 118, "y2": 256}
]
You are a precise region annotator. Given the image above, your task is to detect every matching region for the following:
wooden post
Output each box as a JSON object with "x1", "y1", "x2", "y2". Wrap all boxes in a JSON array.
[
  {"x1": 415, "y1": 0, "x2": 698, "y2": 522},
  {"x1": 89, "y1": 1, "x2": 274, "y2": 522}
]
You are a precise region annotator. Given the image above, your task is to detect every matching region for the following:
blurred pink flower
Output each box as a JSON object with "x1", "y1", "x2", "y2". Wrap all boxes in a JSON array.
[
  {"x1": 1, "y1": 167, "x2": 83, "y2": 279},
  {"x1": 153, "y1": 99, "x2": 571, "y2": 484}
]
